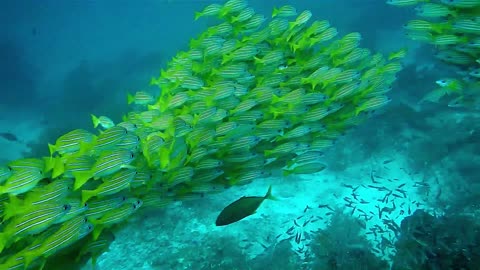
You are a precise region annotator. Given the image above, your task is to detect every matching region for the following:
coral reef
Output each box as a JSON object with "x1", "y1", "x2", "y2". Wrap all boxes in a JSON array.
[
  {"x1": 310, "y1": 212, "x2": 389, "y2": 270},
  {"x1": 392, "y1": 209, "x2": 480, "y2": 270}
]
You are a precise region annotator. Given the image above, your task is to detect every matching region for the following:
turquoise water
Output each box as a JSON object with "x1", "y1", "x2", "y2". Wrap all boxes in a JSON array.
[{"x1": 1, "y1": 1, "x2": 479, "y2": 269}]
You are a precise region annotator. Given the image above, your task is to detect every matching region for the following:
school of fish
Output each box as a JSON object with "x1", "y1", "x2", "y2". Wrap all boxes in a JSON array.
[
  {"x1": 388, "y1": 0, "x2": 480, "y2": 109},
  {"x1": 0, "y1": 0, "x2": 402, "y2": 269}
]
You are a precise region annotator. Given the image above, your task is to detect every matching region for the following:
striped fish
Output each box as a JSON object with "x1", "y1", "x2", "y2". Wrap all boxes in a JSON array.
[
  {"x1": 81, "y1": 169, "x2": 137, "y2": 203},
  {"x1": 195, "y1": 159, "x2": 223, "y2": 170},
  {"x1": 220, "y1": 0, "x2": 248, "y2": 17},
  {"x1": 355, "y1": 95, "x2": 392, "y2": 115},
  {"x1": 288, "y1": 151, "x2": 325, "y2": 167},
  {"x1": 91, "y1": 199, "x2": 142, "y2": 239},
  {"x1": 194, "y1": 3, "x2": 222, "y2": 20},
  {"x1": 193, "y1": 169, "x2": 224, "y2": 183},
  {"x1": 48, "y1": 129, "x2": 95, "y2": 155},
  {"x1": 73, "y1": 149, "x2": 135, "y2": 190},
  {"x1": 8, "y1": 158, "x2": 45, "y2": 172},
  {"x1": 283, "y1": 162, "x2": 327, "y2": 176},
  {"x1": 93, "y1": 126, "x2": 128, "y2": 151},
  {"x1": 24, "y1": 178, "x2": 73, "y2": 206},
  {"x1": 85, "y1": 195, "x2": 127, "y2": 220},
  {"x1": 230, "y1": 99, "x2": 258, "y2": 115},
  {"x1": 165, "y1": 167, "x2": 194, "y2": 186},
  {"x1": 62, "y1": 155, "x2": 95, "y2": 178},
  {"x1": 0, "y1": 168, "x2": 45, "y2": 195},
  {"x1": 25, "y1": 216, "x2": 93, "y2": 266},
  {"x1": 0, "y1": 203, "x2": 71, "y2": 253},
  {"x1": 56, "y1": 199, "x2": 89, "y2": 224},
  {"x1": 187, "y1": 147, "x2": 209, "y2": 164},
  {"x1": 231, "y1": 7, "x2": 255, "y2": 23},
  {"x1": 272, "y1": 5, "x2": 297, "y2": 18},
  {"x1": 127, "y1": 91, "x2": 154, "y2": 105}
]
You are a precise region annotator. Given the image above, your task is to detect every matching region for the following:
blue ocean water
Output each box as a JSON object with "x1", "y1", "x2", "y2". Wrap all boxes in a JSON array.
[{"x1": 1, "y1": 1, "x2": 479, "y2": 269}]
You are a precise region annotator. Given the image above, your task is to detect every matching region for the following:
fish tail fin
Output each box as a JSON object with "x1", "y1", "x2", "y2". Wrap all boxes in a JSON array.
[
  {"x1": 147, "y1": 104, "x2": 158, "y2": 111},
  {"x1": 272, "y1": 7, "x2": 278, "y2": 18},
  {"x1": 48, "y1": 143, "x2": 56, "y2": 156},
  {"x1": 265, "y1": 185, "x2": 277, "y2": 201},
  {"x1": 0, "y1": 232, "x2": 7, "y2": 254},
  {"x1": 221, "y1": 54, "x2": 230, "y2": 65},
  {"x1": 282, "y1": 169, "x2": 293, "y2": 177},
  {"x1": 52, "y1": 157, "x2": 65, "y2": 179},
  {"x1": 23, "y1": 250, "x2": 42, "y2": 269},
  {"x1": 78, "y1": 141, "x2": 94, "y2": 155},
  {"x1": 271, "y1": 94, "x2": 281, "y2": 104},
  {"x1": 3, "y1": 195, "x2": 23, "y2": 220},
  {"x1": 194, "y1": 11, "x2": 203, "y2": 21},
  {"x1": 127, "y1": 93, "x2": 135, "y2": 105},
  {"x1": 92, "y1": 225, "x2": 104, "y2": 241},
  {"x1": 91, "y1": 114, "x2": 100, "y2": 128},
  {"x1": 73, "y1": 171, "x2": 93, "y2": 190},
  {"x1": 44, "y1": 156, "x2": 55, "y2": 173},
  {"x1": 82, "y1": 190, "x2": 97, "y2": 204},
  {"x1": 92, "y1": 255, "x2": 99, "y2": 269},
  {"x1": 355, "y1": 105, "x2": 363, "y2": 116}
]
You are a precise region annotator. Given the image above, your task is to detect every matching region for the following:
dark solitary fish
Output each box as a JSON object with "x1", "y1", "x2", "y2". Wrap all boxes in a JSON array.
[
  {"x1": 215, "y1": 186, "x2": 275, "y2": 226},
  {"x1": 0, "y1": 132, "x2": 19, "y2": 142}
]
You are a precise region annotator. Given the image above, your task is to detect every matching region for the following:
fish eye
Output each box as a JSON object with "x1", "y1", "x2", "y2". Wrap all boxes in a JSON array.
[
  {"x1": 63, "y1": 204, "x2": 71, "y2": 211},
  {"x1": 83, "y1": 217, "x2": 88, "y2": 223},
  {"x1": 84, "y1": 203, "x2": 88, "y2": 207},
  {"x1": 6, "y1": 166, "x2": 12, "y2": 171},
  {"x1": 133, "y1": 204, "x2": 137, "y2": 209},
  {"x1": 130, "y1": 153, "x2": 135, "y2": 158},
  {"x1": 137, "y1": 200, "x2": 141, "y2": 204},
  {"x1": 121, "y1": 196, "x2": 127, "y2": 201}
]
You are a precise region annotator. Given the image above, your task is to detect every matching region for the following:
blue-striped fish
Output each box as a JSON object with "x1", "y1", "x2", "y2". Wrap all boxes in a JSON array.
[
  {"x1": 85, "y1": 195, "x2": 127, "y2": 220},
  {"x1": 24, "y1": 216, "x2": 93, "y2": 267},
  {"x1": 81, "y1": 169, "x2": 137, "y2": 203},
  {"x1": 91, "y1": 199, "x2": 142, "y2": 240},
  {"x1": 73, "y1": 149, "x2": 135, "y2": 190},
  {"x1": 0, "y1": 203, "x2": 71, "y2": 252},
  {"x1": 0, "y1": 168, "x2": 45, "y2": 195},
  {"x1": 92, "y1": 126, "x2": 129, "y2": 152},
  {"x1": 49, "y1": 129, "x2": 95, "y2": 156}
]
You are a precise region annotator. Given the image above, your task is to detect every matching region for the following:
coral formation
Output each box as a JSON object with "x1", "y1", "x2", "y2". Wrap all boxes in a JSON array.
[{"x1": 391, "y1": 209, "x2": 480, "y2": 270}]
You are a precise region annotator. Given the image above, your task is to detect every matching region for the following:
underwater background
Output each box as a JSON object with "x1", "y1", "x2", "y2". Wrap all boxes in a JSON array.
[{"x1": 1, "y1": 0, "x2": 479, "y2": 269}]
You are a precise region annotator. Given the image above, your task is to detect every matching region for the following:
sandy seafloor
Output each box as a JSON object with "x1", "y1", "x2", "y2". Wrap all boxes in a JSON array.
[{"x1": 2, "y1": 0, "x2": 479, "y2": 269}]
